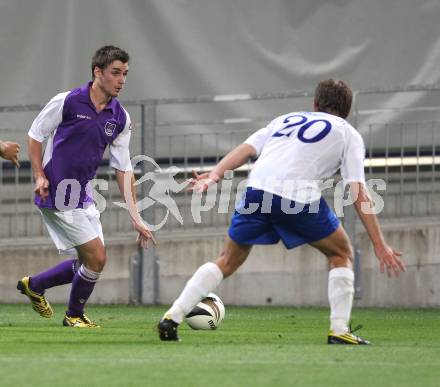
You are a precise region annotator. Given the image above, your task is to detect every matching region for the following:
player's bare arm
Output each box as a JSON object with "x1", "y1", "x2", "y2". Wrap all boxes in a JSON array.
[
  {"x1": 28, "y1": 136, "x2": 49, "y2": 201},
  {"x1": 115, "y1": 169, "x2": 156, "y2": 248},
  {"x1": 350, "y1": 182, "x2": 406, "y2": 277},
  {"x1": 0, "y1": 140, "x2": 20, "y2": 167},
  {"x1": 189, "y1": 143, "x2": 256, "y2": 193}
]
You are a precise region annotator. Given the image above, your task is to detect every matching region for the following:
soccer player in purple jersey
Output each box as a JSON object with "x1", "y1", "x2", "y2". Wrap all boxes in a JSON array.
[
  {"x1": 17, "y1": 46, "x2": 155, "y2": 328},
  {"x1": 158, "y1": 79, "x2": 406, "y2": 344}
]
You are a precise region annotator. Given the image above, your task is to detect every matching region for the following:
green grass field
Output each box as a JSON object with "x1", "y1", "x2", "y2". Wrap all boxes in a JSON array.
[{"x1": 0, "y1": 305, "x2": 439, "y2": 387}]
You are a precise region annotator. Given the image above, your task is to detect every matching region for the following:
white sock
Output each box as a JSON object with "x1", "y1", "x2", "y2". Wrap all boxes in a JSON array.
[
  {"x1": 165, "y1": 262, "x2": 223, "y2": 324},
  {"x1": 328, "y1": 267, "x2": 354, "y2": 334}
]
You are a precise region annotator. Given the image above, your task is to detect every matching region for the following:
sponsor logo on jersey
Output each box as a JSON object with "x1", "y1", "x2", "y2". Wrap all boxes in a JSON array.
[{"x1": 76, "y1": 114, "x2": 92, "y2": 120}]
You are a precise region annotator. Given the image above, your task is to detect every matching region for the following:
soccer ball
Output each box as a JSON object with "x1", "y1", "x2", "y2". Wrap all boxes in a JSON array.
[{"x1": 185, "y1": 293, "x2": 225, "y2": 330}]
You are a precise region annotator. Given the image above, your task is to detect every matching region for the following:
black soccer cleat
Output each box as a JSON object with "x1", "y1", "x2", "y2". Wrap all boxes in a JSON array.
[
  {"x1": 158, "y1": 316, "x2": 180, "y2": 341},
  {"x1": 328, "y1": 324, "x2": 370, "y2": 345}
]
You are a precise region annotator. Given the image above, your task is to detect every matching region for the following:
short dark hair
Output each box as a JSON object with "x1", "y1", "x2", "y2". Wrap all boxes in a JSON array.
[
  {"x1": 314, "y1": 79, "x2": 353, "y2": 119},
  {"x1": 91, "y1": 45, "x2": 129, "y2": 79}
]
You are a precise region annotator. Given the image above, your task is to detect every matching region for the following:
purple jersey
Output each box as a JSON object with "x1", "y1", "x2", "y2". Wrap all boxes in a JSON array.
[{"x1": 29, "y1": 82, "x2": 133, "y2": 210}]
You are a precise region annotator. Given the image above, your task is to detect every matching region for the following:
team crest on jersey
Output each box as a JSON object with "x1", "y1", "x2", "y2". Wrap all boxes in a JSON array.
[{"x1": 104, "y1": 121, "x2": 117, "y2": 136}]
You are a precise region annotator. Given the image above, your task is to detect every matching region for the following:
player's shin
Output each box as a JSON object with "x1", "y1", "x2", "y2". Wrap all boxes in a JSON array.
[
  {"x1": 328, "y1": 267, "x2": 354, "y2": 334},
  {"x1": 165, "y1": 262, "x2": 223, "y2": 323},
  {"x1": 67, "y1": 265, "x2": 100, "y2": 317},
  {"x1": 29, "y1": 257, "x2": 79, "y2": 294}
]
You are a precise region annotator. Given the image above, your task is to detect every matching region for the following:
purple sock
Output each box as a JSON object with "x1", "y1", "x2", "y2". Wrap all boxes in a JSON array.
[
  {"x1": 67, "y1": 265, "x2": 100, "y2": 317},
  {"x1": 29, "y1": 258, "x2": 79, "y2": 294}
]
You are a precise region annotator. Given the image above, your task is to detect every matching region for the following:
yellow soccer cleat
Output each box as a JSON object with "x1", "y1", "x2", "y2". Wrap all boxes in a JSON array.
[
  {"x1": 62, "y1": 314, "x2": 100, "y2": 328},
  {"x1": 17, "y1": 277, "x2": 53, "y2": 318},
  {"x1": 328, "y1": 328, "x2": 370, "y2": 345}
]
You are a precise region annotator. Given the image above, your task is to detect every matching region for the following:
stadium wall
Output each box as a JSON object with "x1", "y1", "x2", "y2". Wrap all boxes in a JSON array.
[
  {"x1": 157, "y1": 219, "x2": 440, "y2": 308},
  {"x1": 1, "y1": 236, "x2": 137, "y2": 304},
  {"x1": 1, "y1": 0, "x2": 440, "y2": 107},
  {"x1": 2, "y1": 217, "x2": 439, "y2": 307}
]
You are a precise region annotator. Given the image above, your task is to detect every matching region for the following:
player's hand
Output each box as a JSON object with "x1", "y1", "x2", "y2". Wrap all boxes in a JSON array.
[
  {"x1": 374, "y1": 244, "x2": 406, "y2": 277},
  {"x1": 0, "y1": 141, "x2": 20, "y2": 167},
  {"x1": 187, "y1": 170, "x2": 220, "y2": 193},
  {"x1": 34, "y1": 175, "x2": 49, "y2": 201},
  {"x1": 132, "y1": 219, "x2": 157, "y2": 249}
]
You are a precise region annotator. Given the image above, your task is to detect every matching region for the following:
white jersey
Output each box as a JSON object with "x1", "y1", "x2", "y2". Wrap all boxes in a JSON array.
[{"x1": 244, "y1": 111, "x2": 365, "y2": 203}]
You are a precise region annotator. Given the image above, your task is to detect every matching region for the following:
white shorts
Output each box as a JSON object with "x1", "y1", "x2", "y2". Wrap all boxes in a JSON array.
[{"x1": 40, "y1": 204, "x2": 104, "y2": 255}]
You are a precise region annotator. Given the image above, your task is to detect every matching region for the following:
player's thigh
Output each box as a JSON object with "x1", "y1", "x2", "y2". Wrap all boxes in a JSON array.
[
  {"x1": 75, "y1": 237, "x2": 106, "y2": 270},
  {"x1": 309, "y1": 224, "x2": 353, "y2": 267},
  {"x1": 86, "y1": 205, "x2": 104, "y2": 245},
  {"x1": 215, "y1": 236, "x2": 252, "y2": 278},
  {"x1": 40, "y1": 207, "x2": 103, "y2": 255}
]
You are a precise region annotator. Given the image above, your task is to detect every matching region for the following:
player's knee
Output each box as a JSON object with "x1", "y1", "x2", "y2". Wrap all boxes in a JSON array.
[
  {"x1": 328, "y1": 252, "x2": 353, "y2": 269},
  {"x1": 342, "y1": 243, "x2": 354, "y2": 260},
  {"x1": 215, "y1": 255, "x2": 239, "y2": 278},
  {"x1": 95, "y1": 253, "x2": 107, "y2": 272},
  {"x1": 333, "y1": 240, "x2": 353, "y2": 260},
  {"x1": 86, "y1": 251, "x2": 107, "y2": 272},
  {"x1": 216, "y1": 239, "x2": 250, "y2": 278}
]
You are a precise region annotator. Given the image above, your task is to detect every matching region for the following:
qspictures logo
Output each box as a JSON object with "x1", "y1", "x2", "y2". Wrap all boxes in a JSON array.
[{"x1": 53, "y1": 155, "x2": 386, "y2": 230}]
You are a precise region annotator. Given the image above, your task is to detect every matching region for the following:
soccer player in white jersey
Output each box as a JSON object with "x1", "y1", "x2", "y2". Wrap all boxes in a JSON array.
[
  {"x1": 17, "y1": 46, "x2": 155, "y2": 328},
  {"x1": 158, "y1": 79, "x2": 406, "y2": 343}
]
